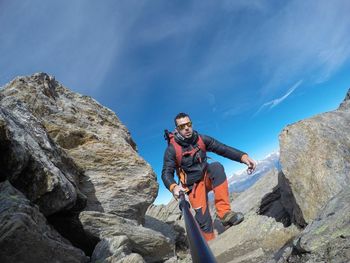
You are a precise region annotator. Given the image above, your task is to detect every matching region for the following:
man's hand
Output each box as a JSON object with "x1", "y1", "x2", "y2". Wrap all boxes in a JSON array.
[
  {"x1": 241, "y1": 155, "x2": 256, "y2": 175},
  {"x1": 172, "y1": 185, "x2": 187, "y2": 200}
]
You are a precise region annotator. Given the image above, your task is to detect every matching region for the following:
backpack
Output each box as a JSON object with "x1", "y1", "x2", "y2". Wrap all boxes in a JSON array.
[{"x1": 164, "y1": 129, "x2": 206, "y2": 186}]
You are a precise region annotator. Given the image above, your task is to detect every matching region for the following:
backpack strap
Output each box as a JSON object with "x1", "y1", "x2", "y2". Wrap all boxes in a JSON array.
[
  {"x1": 165, "y1": 130, "x2": 183, "y2": 166},
  {"x1": 168, "y1": 134, "x2": 182, "y2": 167},
  {"x1": 168, "y1": 134, "x2": 186, "y2": 186},
  {"x1": 197, "y1": 135, "x2": 206, "y2": 153}
]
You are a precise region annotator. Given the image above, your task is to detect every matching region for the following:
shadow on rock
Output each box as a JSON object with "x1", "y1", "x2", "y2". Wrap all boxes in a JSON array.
[{"x1": 259, "y1": 171, "x2": 307, "y2": 229}]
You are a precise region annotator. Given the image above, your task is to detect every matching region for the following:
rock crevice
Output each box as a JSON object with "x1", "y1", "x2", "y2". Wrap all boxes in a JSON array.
[{"x1": 258, "y1": 171, "x2": 307, "y2": 229}]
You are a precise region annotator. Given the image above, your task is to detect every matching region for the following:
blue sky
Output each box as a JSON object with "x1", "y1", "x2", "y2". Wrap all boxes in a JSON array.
[{"x1": 1, "y1": 0, "x2": 350, "y2": 205}]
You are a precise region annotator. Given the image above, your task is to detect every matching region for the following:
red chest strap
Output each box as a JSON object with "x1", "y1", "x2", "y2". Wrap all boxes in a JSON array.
[{"x1": 170, "y1": 135, "x2": 206, "y2": 167}]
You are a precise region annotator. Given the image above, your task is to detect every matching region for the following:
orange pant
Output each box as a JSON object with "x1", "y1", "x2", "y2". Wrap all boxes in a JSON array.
[{"x1": 188, "y1": 162, "x2": 231, "y2": 241}]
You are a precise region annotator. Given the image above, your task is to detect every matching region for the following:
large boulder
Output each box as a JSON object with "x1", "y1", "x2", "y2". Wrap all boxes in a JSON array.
[
  {"x1": 146, "y1": 198, "x2": 188, "y2": 259},
  {"x1": 0, "y1": 95, "x2": 84, "y2": 216},
  {"x1": 90, "y1": 236, "x2": 146, "y2": 263},
  {"x1": 0, "y1": 180, "x2": 88, "y2": 263},
  {"x1": 79, "y1": 211, "x2": 174, "y2": 262},
  {"x1": 279, "y1": 88, "x2": 350, "y2": 222},
  {"x1": 0, "y1": 73, "x2": 168, "y2": 262},
  {"x1": 290, "y1": 188, "x2": 350, "y2": 262},
  {"x1": 147, "y1": 198, "x2": 182, "y2": 224},
  {"x1": 0, "y1": 72, "x2": 158, "y2": 222},
  {"x1": 273, "y1": 187, "x2": 350, "y2": 263}
]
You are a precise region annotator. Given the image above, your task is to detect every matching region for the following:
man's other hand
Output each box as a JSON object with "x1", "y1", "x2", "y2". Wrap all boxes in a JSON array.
[
  {"x1": 241, "y1": 155, "x2": 256, "y2": 175},
  {"x1": 172, "y1": 185, "x2": 187, "y2": 200}
]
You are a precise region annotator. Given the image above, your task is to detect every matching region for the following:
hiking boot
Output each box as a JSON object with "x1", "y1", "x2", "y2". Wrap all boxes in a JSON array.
[{"x1": 221, "y1": 211, "x2": 244, "y2": 227}]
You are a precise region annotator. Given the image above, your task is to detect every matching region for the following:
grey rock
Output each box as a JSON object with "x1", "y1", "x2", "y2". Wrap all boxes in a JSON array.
[
  {"x1": 279, "y1": 89, "x2": 350, "y2": 222},
  {"x1": 91, "y1": 236, "x2": 130, "y2": 262},
  {"x1": 146, "y1": 198, "x2": 188, "y2": 258},
  {"x1": 144, "y1": 215, "x2": 178, "y2": 244},
  {"x1": 0, "y1": 180, "x2": 88, "y2": 263},
  {"x1": 147, "y1": 198, "x2": 182, "y2": 224},
  {"x1": 1, "y1": 72, "x2": 158, "y2": 222},
  {"x1": 80, "y1": 211, "x2": 174, "y2": 262},
  {"x1": 0, "y1": 96, "x2": 84, "y2": 216},
  {"x1": 163, "y1": 256, "x2": 179, "y2": 263},
  {"x1": 294, "y1": 188, "x2": 350, "y2": 262},
  {"x1": 91, "y1": 236, "x2": 145, "y2": 263},
  {"x1": 210, "y1": 212, "x2": 299, "y2": 263},
  {"x1": 274, "y1": 188, "x2": 350, "y2": 263},
  {"x1": 116, "y1": 254, "x2": 146, "y2": 263}
]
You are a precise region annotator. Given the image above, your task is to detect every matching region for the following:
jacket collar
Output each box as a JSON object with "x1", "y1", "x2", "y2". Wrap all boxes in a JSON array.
[{"x1": 174, "y1": 130, "x2": 198, "y2": 147}]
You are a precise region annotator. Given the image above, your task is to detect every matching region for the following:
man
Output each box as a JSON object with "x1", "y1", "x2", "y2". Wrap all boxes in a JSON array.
[{"x1": 162, "y1": 112, "x2": 256, "y2": 241}]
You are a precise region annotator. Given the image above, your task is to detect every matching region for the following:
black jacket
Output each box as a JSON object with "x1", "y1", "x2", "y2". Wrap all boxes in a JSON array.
[{"x1": 161, "y1": 131, "x2": 247, "y2": 190}]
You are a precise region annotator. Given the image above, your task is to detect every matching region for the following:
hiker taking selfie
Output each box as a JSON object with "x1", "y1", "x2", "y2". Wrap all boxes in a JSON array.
[{"x1": 162, "y1": 112, "x2": 256, "y2": 241}]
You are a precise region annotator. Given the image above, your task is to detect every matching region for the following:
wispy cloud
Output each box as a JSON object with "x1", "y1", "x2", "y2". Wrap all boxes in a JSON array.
[
  {"x1": 1, "y1": 0, "x2": 350, "y2": 122},
  {"x1": 206, "y1": 92, "x2": 217, "y2": 113},
  {"x1": 254, "y1": 80, "x2": 303, "y2": 116},
  {"x1": 0, "y1": 0, "x2": 144, "y2": 94},
  {"x1": 187, "y1": 0, "x2": 350, "y2": 97}
]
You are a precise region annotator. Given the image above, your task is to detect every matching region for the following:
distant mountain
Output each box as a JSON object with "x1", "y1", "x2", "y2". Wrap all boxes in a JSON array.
[{"x1": 227, "y1": 151, "x2": 280, "y2": 193}]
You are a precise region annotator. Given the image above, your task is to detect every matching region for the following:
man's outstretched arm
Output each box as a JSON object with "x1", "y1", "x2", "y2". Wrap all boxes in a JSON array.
[
  {"x1": 161, "y1": 145, "x2": 177, "y2": 191},
  {"x1": 201, "y1": 134, "x2": 256, "y2": 173}
]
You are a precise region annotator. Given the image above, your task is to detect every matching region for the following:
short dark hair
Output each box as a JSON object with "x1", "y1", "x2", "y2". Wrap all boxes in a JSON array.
[{"x1": 174, "y1": 112, "x2": 190, "y2": 126}]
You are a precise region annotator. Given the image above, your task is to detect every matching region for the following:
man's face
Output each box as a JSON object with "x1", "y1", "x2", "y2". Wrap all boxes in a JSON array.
[{"x1": 176, "y1": 116, "x2": 193, "y2": 139}]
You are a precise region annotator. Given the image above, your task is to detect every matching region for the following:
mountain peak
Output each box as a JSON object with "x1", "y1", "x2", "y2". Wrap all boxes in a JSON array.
[{"x1": 339, "y1": 88, "x2": 350, "y2": 110}]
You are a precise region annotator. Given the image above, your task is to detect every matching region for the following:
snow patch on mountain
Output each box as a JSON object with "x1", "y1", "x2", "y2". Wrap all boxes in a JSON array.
[{"x1": 228, "y1": 151, "x2": 280, "y2": 193}]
